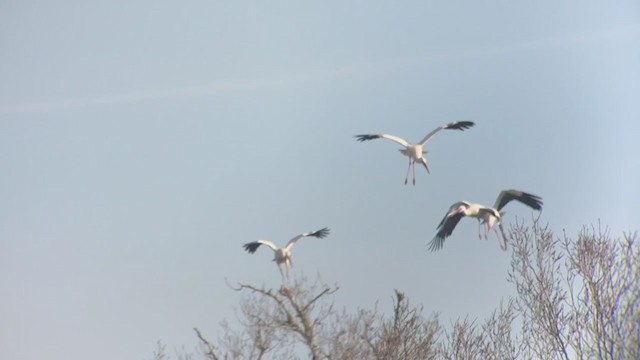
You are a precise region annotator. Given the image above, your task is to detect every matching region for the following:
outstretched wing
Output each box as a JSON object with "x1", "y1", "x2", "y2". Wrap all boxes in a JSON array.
[
  {"x1": 284, "y1": 227, "x2": 330, "y2": 251},
  {"x1": 417, "y1": 121, "x2": 475, "y2": 145},
  {"x1": 493, "y1": 189, "x2": 543, "y2": 211},
  {"x1": 428, "y1": 212, "x2": 465, "y2": 251},
  {"x1": 243, "y1": 239, "x2": 278, "y2": 254},
  {"x1": 354, "y1": 134, "x2": 410, "y2": 147}
]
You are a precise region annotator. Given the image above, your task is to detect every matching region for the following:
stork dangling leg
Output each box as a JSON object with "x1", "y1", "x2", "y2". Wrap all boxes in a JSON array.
[
  {"x1": 404, "y1": 158, "x2": 412, "y2": 185},
  {"x1": 412, "y1": 160, "x2": 417, "y2": 185},
  {"x1": 428, "y1": 190, "x2": 543, "y2": 251},
  {"x1": 285, "y1": 258, "x2": 292, "y2": 283},
  {"x1": 498, "y1": 223, "x2": 509, "y2": 251},
  {"x1": 492, "y1": 226, "x2": 501, "y2": 240}
]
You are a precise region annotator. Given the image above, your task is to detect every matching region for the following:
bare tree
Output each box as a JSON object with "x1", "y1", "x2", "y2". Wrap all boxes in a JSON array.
[
  {"x1": 151, "y1": 221, "x2": 639, "y2": 360},
  {"x1": 507, "y1": 221, "x2": 639, "y2": 360},
  {"x1": 188, "y1": 277, "x2": 441, "y2": 360},
  {"x1": 508, "y1": 221, "x2": 572, "y2": 360},
  {"x1": 150, "y1": 341, "x2": 168, "y2": 360},
  {"x1": 192, "y1": 276, "x2": 338, "y2": 359},
  {"x1": 563, "y1": 226, "x2": 640, "y2": 360},
  {"x1": 438, "y1": 221, "x2": 639, "y2": 360},
  {"x1": 233, "y1": 277, "x2": 338, "y2": 359},
  {"x1": 322, "y1": 307, "x2": 377, "y2": 359},
  {"x1": 439, "y1": 299, "x2": 523, "y2": 360},
  {"x1": 370, "y1": 290, "x2": 440, "y2": 360},
  {"x1": 193, "y1": 327, "x2": 219, "y2": 360}
]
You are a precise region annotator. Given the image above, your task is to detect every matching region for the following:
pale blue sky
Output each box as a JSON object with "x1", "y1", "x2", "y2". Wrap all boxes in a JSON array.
[{"x1": 1, "y1": 2, "x2": 639, "y2": 359}]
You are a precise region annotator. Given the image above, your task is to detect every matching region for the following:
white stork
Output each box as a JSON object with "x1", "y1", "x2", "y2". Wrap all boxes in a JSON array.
[
  {"x1": 243, "y1": 227, "x2": 330, "y2": 281},
  {"x1": 354, "y1": 121, "x2": 475, "y2": 185},
  {"x1": 428, "y1": 190, "x2": 543, "y2": 251}
]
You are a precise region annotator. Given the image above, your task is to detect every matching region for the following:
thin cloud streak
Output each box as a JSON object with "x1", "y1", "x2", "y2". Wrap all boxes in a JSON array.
[
  {"x1": 2, "y1": 23, "x2": 636, "y2": 116},
  {"x1": 0, "y1": 79, "x2": 289, "y2": 116}
]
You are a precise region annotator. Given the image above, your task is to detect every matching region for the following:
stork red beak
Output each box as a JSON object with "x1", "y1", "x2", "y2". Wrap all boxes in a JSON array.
[{"x1": 421, "y1": 161, "x2": 430, "y2": 174}]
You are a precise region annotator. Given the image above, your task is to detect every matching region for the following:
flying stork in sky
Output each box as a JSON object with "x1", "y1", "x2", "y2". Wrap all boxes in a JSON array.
[
  {"x1": 428, "y1": 190, "x2": 543, "y2": 251},
  {"x1": 354, "y1": 121, "x2": 475, "y2": 185},
  {"x1": 243, "y1": 227, "x2": 330, "y2": 282}
]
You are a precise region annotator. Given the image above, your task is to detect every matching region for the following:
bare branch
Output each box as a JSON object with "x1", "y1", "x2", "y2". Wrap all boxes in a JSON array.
[
  {"x1": 156, "y1": 222, "x2": 639, "y2": 360},
  {"x1": 193, "y1": 328, "x2": 218, "y2": 360}
]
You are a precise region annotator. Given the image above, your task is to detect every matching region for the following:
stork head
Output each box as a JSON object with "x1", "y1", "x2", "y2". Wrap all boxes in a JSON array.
[
  {"x1": 498, "y1": 223, "x2": 509, "y2": 251},
  {"x1": 448, "y1": 202, "x2": 473, "y2": 218},
  {"x1": 447, "y1": 204, "x2": 466, "y2": 218}
]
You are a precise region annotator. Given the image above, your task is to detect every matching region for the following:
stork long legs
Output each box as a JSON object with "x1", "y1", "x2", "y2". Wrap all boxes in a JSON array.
[
  {"x1": 403, "y1": 158, "x2": 428, "y2": 185},
  {"x1": 285, "y1": 258, "x2": 292, "y2": 284},
  {"x1": 404, "y1": 159, "x2": 412, "y2": 185},
  {"x1": 482, "y1": 223, "x2": 507, "y2": 250},
  {"x1": 484, "y1": 223, "x2": 492, "y2": 240},
  {"x1": 494, "y1": 227, "x2": 507, "y2": 251},
  {"x1": 412, "y1": 160, "x2": 416, "y2": 185},
  {"x1": 498, "y1": 223, "x2": 509, "y2": 251},
  {"x1": 493, "y1": 226, "x2": 506, "y2": 246}
]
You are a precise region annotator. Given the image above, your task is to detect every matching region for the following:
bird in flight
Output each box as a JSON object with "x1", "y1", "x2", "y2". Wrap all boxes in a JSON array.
[
  {"x1": 354, "y1": 121, "x2": 475, "y2": 185},
  {"x1": 243, "y1": 227, "x2": 330, "y2": 282},
  {"x1": 428, "y1": 190, "x2": 543, "y2": 251}
]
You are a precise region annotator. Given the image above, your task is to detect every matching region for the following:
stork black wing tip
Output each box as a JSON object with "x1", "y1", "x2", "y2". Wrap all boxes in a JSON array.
[
  {"x1": 522, "y1": 191, "x2": 544, "y2": 210},
  {"x1": 311, "y1": 227, "x2": 330, "y2": 238},
  {"x1": 354, "y1": 134, "x2": 381, "y2": 142},
  {"x1": 427, "y1": 236, "x2": 445, "y2": 252},
  {"x1": 447, "y1": 121, "x2": 475, "y2": 130},
  {"x1": 243, "y1": 242, "x2": 261, "y2": 254}
]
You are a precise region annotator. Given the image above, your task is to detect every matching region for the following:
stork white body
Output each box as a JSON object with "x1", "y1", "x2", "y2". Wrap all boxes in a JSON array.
[
  {"x1": 355, "y1": 121, "x2": 475, "y2": 185},
  {"x1": 446, "y1": 201, "x2": 504, "y2": 241},
  {"x1": 429, "y1": 190, "x2": 543, "y2": 251},
  {"x1": 243, "y1": 227, "x2": 330, "y2": 282}
]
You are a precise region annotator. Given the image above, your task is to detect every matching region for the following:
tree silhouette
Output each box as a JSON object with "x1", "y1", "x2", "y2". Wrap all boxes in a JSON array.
[{"x1": 151, "y1": 221, "x2": 639, "y2": 360}]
